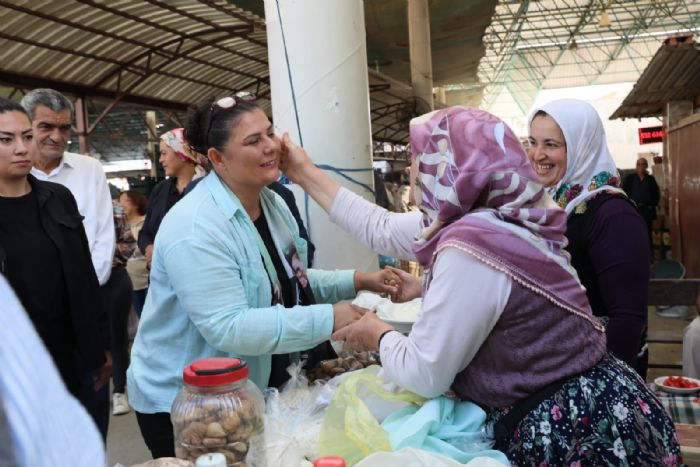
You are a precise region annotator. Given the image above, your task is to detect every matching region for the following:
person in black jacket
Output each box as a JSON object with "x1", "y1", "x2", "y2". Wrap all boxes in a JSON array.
[
  {"x1": 0, "y1": 98, "x2": 111, "y2": 398},
  {"x1": 622, "y1": 157, "x2": 660, "y2": 244},
  {"x1": 138, "y1": 128, "x2": 204, "y2": 268}
]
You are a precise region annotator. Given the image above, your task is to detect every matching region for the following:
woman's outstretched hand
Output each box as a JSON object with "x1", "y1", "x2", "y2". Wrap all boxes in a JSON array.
[
  {"x1": 332, "y1": 303, "x2": 368, "y2": 332},
  {"x1": 384, "y1": 266, "x2": 422, "y2": 303},
  {"x1": 279, "y1": 133, "x2": 339, "y2": 212},
  {"x1": 332, "y1": 312, "x2": 394, "y2": 352},
  {"x1": 354, "y1": 269, "x2": 402, "y2": 296},
  {"x1": 279, "y1": 133, "x2": 314, "y2": 184}
]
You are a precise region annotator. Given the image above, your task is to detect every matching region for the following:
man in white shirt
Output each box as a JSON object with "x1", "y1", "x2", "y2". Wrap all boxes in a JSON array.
[
  {"x1": 22, "y1": 89, "x2": 115, "y2": 286},
  {"x1": 22, "y1": 88, "x2": 115, "y2": 440},
  {"x1": 0, "y1": 275, "x2": 106, "y2": 466}
]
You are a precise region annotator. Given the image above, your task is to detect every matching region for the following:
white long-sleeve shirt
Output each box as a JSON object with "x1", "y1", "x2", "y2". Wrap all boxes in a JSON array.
[
  {"x1": 330, "y1": 188, "x2": 512, "y2": 398},
  {"x1": 0, "y1": 276, "x2": 106, "y2": 466},
  {"x1": 32, "y1": 152, "x2": 115, "y2": 285}
]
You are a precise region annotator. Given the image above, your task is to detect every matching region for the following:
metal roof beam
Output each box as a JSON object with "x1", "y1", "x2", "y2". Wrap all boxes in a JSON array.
[
  {"x1": 163, "y1": 111, "x2": 185, "y2": 128},
  {"x1": 0, "y1": 30, "x2": 133, "y2": 69},
  {"x1": 586, "y1": 1, "x2": 697, "y2": 85},
  {"x1": 0, "y1": 70, "x2": 190, "y2": 111},
  {"x1": 0, "y1": 31, "x2": 237, "y2": 93},
  {"x1": 483, "y1": 0, "x2": 599, "y2": 112},
  {"x1": 86, "y1": 97, "x2": 124, "y2": 135},
  {"x1": 0, "y1": 1, "x2": 152, "y2": 52},
  {"x1": 86, "y1": 99, "x2": 123, "y2": 137},
  {"x1": 0, "y1": 1, "x2": 259, "y2": 85},
  {"x1": 93, "y1": 39, "x2": 266, "y2": 115},
  {"x1": 196, "y1": 0, "x2": 267, "y2": 29},
  {"x1": 374, "y1": 121, "x2": 405, "y2": 136},
  {"x1": 370, "y1": 84, "x2": 392, "y2": 93},
  {"x1": 481, "y1": 1, "x2": 531, "y2": 109},
  {"x1": 91, "y1": 27, "x2": 260, "y2": 89},
  {"x1": 74, "y1": 0, "x2": 268, "y2": 66},
  {"x1": 144, "y1": 0, "x2": 266, "y2": 48},
  {"x1": 371, "y1": 101, "x2": 413, "y2": 117},
  {"x1": 385, "y1": 126, "x2": 409, "y2": 141},
  {"x1": 6, "y1": 88, "x2": 25, "y2": 100}
]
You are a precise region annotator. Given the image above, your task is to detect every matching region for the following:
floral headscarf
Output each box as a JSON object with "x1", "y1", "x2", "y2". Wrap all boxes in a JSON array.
[
  {"x1": 161, "y1": 128, "x2": 208, "y2": 178},
  {"x1": 528, "y1": 99, "x2": 625, "y2": 215},
  {"x1": 411, "y1": 107, "x2": 602, "y2": 330}
]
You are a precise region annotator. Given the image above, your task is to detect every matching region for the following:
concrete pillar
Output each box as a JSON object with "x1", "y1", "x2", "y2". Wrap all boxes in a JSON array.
[
  {"x1": 264, "y1": 0, "x2": 378, "y2": 272},
  {"x1": 408, "y1": 0, "x2": 434, "y2": 112},
  {"x1": 146, "y1": 110, "x2": 158, "y2": 177},
  {"x1": 435, "y1": 86, "x2": 446, "y2": 106},
  {"x1": 74, "y1": 97, "x2": 89, "y2": 155}
]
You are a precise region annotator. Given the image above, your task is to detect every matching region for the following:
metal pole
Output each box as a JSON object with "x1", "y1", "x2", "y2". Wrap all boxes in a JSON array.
[
  {"x1": 146, "y1": 110, "x2": 158, "y2": 177},
  {"x1": 74, "y1": 96, "x2": 89, "y2": 155},
  {"x1": 408, "y1": 0, "x2": 434, "y2": 112}
]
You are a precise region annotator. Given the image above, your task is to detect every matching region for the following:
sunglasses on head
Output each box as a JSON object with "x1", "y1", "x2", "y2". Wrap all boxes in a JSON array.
[{"x1": 205, "y1": 91, "x2": 256, "y2": 147}]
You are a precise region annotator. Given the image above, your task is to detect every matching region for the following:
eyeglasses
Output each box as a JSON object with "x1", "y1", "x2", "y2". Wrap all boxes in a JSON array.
[{"x1": 205, "y1": 91, "x2": 256, "y2": 147}]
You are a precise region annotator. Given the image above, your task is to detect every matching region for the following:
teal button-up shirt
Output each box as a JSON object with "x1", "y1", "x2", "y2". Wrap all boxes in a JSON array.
[{"x1": 127, "y1": 172, "x2": 356, "y2": 413}]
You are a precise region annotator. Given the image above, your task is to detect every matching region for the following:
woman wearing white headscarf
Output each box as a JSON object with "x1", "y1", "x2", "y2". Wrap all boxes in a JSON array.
[
  {"x1": 281, "y1": 106, "x2": 680, "y2": 466},
  {"x1": 528, "y1": 99, "x2": 650, "y2": 376}
]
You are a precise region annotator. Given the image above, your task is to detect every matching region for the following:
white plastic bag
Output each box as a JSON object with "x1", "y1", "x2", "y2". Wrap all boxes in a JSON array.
[{"x1": 264, "y1": 362, "x2": 334, "y2": 467}]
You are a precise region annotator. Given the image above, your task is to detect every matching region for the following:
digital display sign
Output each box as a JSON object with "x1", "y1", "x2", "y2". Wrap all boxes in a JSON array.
[{"x1": 638, "y1": 126, "x2": 665, "y2": 145}]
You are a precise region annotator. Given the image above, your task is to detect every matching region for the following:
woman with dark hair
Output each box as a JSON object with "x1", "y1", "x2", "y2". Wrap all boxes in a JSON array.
[
  {"x1": 103, "y1": 201, "x2": 136, "y2": 416},
  {"x1": 127, "y1": 93, "x2": 398, "y2": 458},
  {"x1": 527, "y1": 99, "x2": 650, "y2": 377},
  {"x1": 0, "y1": 97, "x2": 110, "y2": 400},
  {"x1": 137, "y1": 128, "x2": 205, "y2": 269},
  {"x1": 120, "y1": 190, "x2": 149, "y2": 317}
]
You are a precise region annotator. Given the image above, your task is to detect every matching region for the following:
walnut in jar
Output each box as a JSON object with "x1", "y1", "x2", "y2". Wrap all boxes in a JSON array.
[{"x1": 171, "y1": 358, "x2": 265, "y2": 465}]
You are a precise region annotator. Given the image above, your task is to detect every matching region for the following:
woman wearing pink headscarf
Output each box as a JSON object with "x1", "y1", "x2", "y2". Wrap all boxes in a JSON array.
[
  {"x1": 137, "y1": 128, "x2": 205, "y2": 268},
  {"x1": 280, "y1": 107, "x2": 680, "y2": 465}
]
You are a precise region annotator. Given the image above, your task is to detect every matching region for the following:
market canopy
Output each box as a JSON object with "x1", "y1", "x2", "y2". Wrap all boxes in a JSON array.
[
  {"x1": 480, "y1": 0, "x2": 700, "y2": 119},
  {"x1": 610, "y1": 41, "x2": 700, "y2": 120},
  {"x1": 0, "y1": 0, "x2": 422, "y2": 159},
  {"x1": 1, "y1": 0, "x2": 699, "y2": 160}
]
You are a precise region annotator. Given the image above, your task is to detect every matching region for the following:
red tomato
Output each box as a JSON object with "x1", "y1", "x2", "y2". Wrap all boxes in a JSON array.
[{"x1": 663, "y1": 376, "x2": 700, "y2": 388}]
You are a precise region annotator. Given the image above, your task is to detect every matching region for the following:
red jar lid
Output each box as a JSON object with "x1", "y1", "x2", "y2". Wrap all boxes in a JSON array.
[
  {"x1": 314, "y1": 457, "x2": 345, "y2": 467},
  {"x1": 183, "y1": 357, "x2": 249, "y2": 387}
]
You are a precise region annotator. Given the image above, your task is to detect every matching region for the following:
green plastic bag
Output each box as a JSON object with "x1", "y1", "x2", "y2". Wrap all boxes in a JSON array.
[{"x1": 318, "y1": 366, "x2": 426, "y2": 466}]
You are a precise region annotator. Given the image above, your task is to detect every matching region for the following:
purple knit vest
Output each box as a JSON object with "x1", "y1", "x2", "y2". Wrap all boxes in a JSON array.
[{"x1": 451, "y1": 280, "x2": 606, "y2": 408}]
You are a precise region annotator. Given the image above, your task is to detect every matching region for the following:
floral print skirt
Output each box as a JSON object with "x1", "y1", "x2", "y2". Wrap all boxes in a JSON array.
[{"x1": 487, "y1": 353, "x2": 682, "y2": 466}]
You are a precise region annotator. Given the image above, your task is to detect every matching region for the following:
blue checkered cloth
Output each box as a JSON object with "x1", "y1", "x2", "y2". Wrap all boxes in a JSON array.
[{"x1": 653, "y1": 385, "x2": 700, "y2": 424}]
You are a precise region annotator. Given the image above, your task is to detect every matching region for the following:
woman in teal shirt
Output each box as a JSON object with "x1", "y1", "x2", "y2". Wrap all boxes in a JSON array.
[{"x1": 127, "y1": 94, "x2": 397, "y2": 458}]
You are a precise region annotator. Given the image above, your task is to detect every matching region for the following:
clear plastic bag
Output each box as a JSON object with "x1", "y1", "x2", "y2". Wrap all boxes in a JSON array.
[
  {"x1": 306, "y1": 351, "x2": 378, "y2": 383},
  {"x1": 264, "y1": 362, "x2": 332, "y2": 467},
  {"x1": 317, "y1": 366, "x2": 426, "y2": 466}
]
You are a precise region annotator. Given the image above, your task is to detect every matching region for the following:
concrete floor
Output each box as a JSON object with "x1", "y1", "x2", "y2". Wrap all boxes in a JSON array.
[
  {"x1": 107, "y1": 409, "x2": 151, "y2": 467},
  {"x1": 106, "y1": 307, "x2": 695, "y2": 466}
]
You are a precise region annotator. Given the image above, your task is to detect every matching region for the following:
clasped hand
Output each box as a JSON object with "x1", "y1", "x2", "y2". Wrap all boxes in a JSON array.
[
  {"x1": 332, "y1": 267, "x2": 422, "y2": 351},
  {"x1": 354, "y1": 266, "x2": 422, "y2": 303}
]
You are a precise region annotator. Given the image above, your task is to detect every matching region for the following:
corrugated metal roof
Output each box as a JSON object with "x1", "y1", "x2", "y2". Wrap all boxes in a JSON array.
[
  {"x1": 368, "y1": 69, "x2": 423, "y2": 145},
  {"x1": 611, "y1": 41, "x2": 700, "y2": 119},
  {"x1": 479, "y1": 0, "x2": 700, "y2": 118},
  {"x1": 0, "y1": 0, "x2": 271, "y2": 110},
  {"x1": 0, "y1": 0, "x2": 420, "y2": 153}
]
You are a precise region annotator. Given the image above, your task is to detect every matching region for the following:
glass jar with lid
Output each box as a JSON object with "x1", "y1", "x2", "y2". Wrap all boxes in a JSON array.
[{"x1": 171, "y1": 357, "x2": 265, "y2": 466}]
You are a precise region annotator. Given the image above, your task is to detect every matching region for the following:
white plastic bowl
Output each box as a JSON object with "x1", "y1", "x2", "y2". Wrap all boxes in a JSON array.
[{"x1": 380, "y1": 317, "x2": 414, "y2": 334}]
